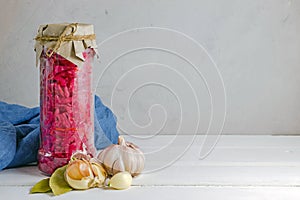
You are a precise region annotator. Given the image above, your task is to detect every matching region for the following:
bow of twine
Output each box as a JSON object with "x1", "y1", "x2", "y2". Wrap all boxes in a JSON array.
[{"x1": 35, "y1": 23, "x2": 96, "y2": 57}]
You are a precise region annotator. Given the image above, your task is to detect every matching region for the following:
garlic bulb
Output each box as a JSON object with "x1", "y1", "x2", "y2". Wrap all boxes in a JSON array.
[
  {"x1": 97, "y1": 136, "x2": 145, "y2": 176},
  {"x1": 108, "y1": 171, "x2": 132, "y2": 190},
  {"x1": 65, "y1": 158, "x2": 107, "y2": 189},
  {"x1": 65, "y1": 159, "x2": 94, "y2": 190},
  {"x1": 70, "y1": 151, "x2": 92, "y2": 161}
]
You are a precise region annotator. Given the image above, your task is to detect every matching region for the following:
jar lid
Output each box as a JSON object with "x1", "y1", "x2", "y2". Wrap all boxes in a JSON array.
[{"x1": 34, "y1": 23, "x2": 98, "y2": 66}]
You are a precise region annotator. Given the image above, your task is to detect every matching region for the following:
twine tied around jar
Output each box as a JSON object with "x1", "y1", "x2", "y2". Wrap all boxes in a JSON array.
[{"x1": 35, "y1": 23, "x2": 96, "y2": 57}]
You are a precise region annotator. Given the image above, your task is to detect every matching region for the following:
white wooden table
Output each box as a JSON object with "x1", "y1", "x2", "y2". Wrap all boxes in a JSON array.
[{"x1": 1, "y1": 135, "x2": 300, "y2": 199}]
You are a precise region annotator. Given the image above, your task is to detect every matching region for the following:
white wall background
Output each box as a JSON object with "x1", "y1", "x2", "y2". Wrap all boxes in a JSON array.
[{"x1": 0, "y1": 0, "x2": 299, "y2": 135}]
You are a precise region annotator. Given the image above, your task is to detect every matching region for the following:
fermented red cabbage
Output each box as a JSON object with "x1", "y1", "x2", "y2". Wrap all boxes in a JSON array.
[{"x1": 38, "y1": 48, "x2": 96, "y2": 175}]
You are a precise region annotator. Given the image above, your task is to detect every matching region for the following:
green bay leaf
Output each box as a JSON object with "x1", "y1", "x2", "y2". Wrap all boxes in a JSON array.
[
  {"x1": 30, "y1": 178, "x2": 51, "y2": 193},
  {"x1": 49, "y1": 165, "x2": 73, "y2": 195}
]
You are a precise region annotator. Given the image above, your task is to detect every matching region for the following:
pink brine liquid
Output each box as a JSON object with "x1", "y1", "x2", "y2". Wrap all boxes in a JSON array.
[{"x1": 38, "y1": 48, "x2": 96, "y2": 175}]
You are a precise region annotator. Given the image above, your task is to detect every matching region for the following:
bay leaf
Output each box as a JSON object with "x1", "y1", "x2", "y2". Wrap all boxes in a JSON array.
[
  {"x1": 49, "y1": 165, "x2": 73, "y2": 195},
  {"x1": 30, "y1": 178, "x2": 51, "y2": 193}
]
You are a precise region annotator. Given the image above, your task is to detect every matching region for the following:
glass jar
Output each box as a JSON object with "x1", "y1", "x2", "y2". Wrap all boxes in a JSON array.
[{"x1": 35, "y1": 23, "x2": 97, "y2": 175}]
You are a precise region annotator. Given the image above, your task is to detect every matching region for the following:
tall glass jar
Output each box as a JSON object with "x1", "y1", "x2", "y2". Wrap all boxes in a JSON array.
[{"x1": 35, "y1": 23, "x2": 97, "y2": 175}]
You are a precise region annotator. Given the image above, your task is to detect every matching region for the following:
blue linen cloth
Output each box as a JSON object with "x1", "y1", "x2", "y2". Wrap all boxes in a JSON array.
[{"x1": 0, "y1": 96, "x2": 119, "y2": 170}]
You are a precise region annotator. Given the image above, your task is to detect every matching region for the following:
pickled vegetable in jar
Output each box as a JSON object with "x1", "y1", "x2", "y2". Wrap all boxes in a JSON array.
[{"x1": 35, "y1": 23, "x2": 98, "y2": 175}]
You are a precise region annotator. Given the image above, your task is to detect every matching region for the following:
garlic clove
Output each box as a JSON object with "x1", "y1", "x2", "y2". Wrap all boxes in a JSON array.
[
  {"x1": 108, "y1": 171, "x2": 132, "y2": 190},
  {"x1": 90, "y1": 162, "x2": 107, "y2": 186},
  {"x1": 66, "y1": 159, "x2": 93, "y2": 180},
  {"x1": 65, "y1": 174, "x2": 93, "y2": 190}
]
